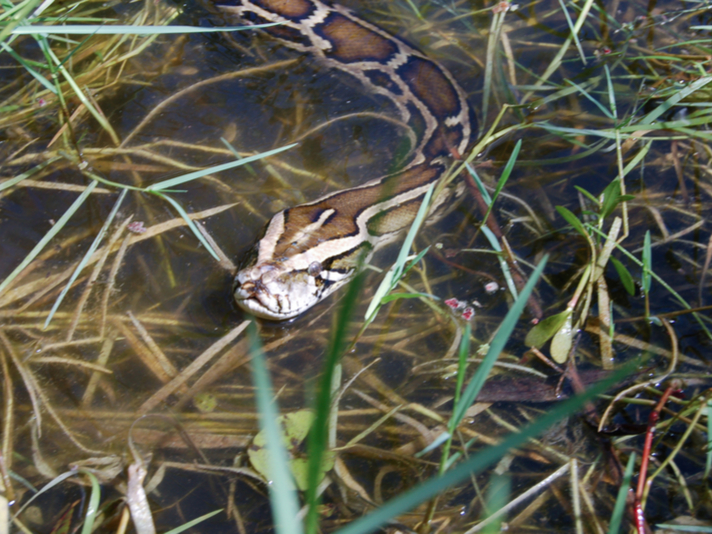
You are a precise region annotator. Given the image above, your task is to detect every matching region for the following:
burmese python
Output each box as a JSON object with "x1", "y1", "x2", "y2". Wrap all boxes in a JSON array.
[{"x1": 217, "y1": 0, "x2": 476, "y2": 320}]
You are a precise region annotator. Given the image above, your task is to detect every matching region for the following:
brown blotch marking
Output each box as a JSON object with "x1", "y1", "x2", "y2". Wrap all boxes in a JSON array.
[
  {"x1": 273, "y1": 164, "x2": 440, "y2": 257},
  {"x1": 399, "y1": 57, "x2": 459, "y2": 118},
  {"x1": 320, "y1": 14, "x2": 397, "y2": 62},
  {"x1": 253, "y1": 0, "x2": 314, "y2": 18}
]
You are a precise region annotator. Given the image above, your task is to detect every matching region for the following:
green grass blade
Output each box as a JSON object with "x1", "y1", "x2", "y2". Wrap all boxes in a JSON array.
[
  {"x1": 305, "y1": 272, "x2": 366, "y2": 534},
  {"x1": 0, "y1": 180, "x2": 98, "y2": 298},
  {"x1": 0, "y1": 0, "x2": 42, "y2": 43},
  {"x1": 364, "y1": 184, "x2": 433, "y2": 321},
  {"x1": 565, "y1": 78, "x2": 614, "y2": 119},
  {"x1": 642, "y1": 230, "x2": 652, "y2": 293},
  {"x1": 638, "y1": 76, "x2": 712, "y2": 126},
  {"x1": 453, "y1": 322, "x2": 471, "y2": 415},
  {"x1": 480, "y1": 226, "x2": 517, "y2": 299},
  {"x1": 481, "y1": 139, "x2": 521, "y2": 225},
  {"x1": 392, "y1": 183, "x2": 434, "y2": 281},
  {"x1": 146, "y1": 143, "x2": 297, "y2": 191},
  {"x1": 13, "y1": 471, "x2": 75, "y2": 519},
  {"x1": 465, "y1": 162, "x2": 492, "y2": 205},
  {"x1": 0, "y1": 156, "x2": 61, "y2": 192},
  {"x1": 80, "y1": 470, "x2": 101, "y2": 534},
  {"x1": 163, "y1": 509, "x2": 224, "y2": 534},
  {"x1": 43, "y1": 189, "x2": 127, "y2": 329},
  {"x1": 12, "y1": 22, "x2": 283, "y2": 35},
  {"x1": 0, "y1": 41, "x2": 56, "y2": 93},
  {"x1": 706, "y1": 399, "x2": 712, "y2": 478},
  {"x1": 607, "y1": 452, "x2": 635, "y2": 534},
  {"x1": 604, "y1": 65, "x2": 617, "y2": 118},
  {"x1": 557, "y1": 0, "x2": 586, "y2": 64},
  {"x1": 150, "y1": 192, "x2": 220, "y2": 261},
  {"x1": 248, "y1": 322, "x2": 303, "y2": 534},
  {"x1": 451, "y1": 255, "x2": 548, "y2": 427},
  {"x1": 334, "y1": 362, "x2": 633, "y2": 534}
]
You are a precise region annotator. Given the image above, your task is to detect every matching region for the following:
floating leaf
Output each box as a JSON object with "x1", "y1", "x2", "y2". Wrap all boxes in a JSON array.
[
  {"x1": 525, "y1": 310, "x2": 571, "y2": 348},
  {"x1": 249, "y1": 410, "x2": 335, "y2": 492},
  {"x1": 610, "y1": 257, "x2": 635, "y2": 295},
  {"x1": 550, "y1": 312, "x2": 574, "y2": 364}
]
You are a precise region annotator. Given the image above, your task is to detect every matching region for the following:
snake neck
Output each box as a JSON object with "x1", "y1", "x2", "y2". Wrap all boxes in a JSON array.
[{"x1": 221, "y1": 0, "x2": 477, "y2": 320}]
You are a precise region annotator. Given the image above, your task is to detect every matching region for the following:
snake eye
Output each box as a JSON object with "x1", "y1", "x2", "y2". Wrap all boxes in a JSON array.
[{"x1": 307, "y1": 261, "x2": 322, "y2": 277}]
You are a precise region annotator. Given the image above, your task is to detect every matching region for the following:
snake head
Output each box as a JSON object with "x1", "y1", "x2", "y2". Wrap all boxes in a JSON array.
[{"x1": 233, "y1": 255, "x2": 327, "y2": 320}]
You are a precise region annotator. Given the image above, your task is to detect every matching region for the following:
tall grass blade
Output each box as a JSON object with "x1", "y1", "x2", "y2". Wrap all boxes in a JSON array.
[
  {"x1": 452, "y1": 255, "x2": 548, "y2": 426},
  {"x1": 146, "y1": 143, "x2": 297, "y2": 191},
  {"x1": 248, "y1": 322, "x2": 303, "y2": 534},
  {"x1": 638, "y1": 76, "x2": 712, "y2": 126},
  {"x1": 0, "y1": 156, "x2": 61, "y2": 192},
  {"x1": 607, "y1": 452, "x2": 635, "y2": 534},
  {"x1": 481, "y1": 226, "x2": 518, "y2": 299},
  {"x1": 557, "y1": 0, "x2": 586, "y2": 64},
  {"x1": 43, "y1": 189, "x2": 127, "y2": 329},
  {"x1": 151, "y1": 192, "x2": 220, "y2": 261},
  {"x1": 305, "y1": 272, "x2": 366, "y2": 534},
  {"x1": 706, "y1": 399, "x2": 712, "y2": 479},
  {"x1": 365, "y1": 183, "x2": 433, "y2": 321},
  {"x1": 334, "y1": 362, "x2": 634, "y2": 534},
  {"x1": 80, "y1": 471, "x2": 100, "y2": 534},
  {"x1": 0, "y1": 180, "x2": 98, "y2": 298}
]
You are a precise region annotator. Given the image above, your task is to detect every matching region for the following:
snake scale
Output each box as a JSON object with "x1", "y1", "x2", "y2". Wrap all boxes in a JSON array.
[{"x1": 216, "y1": 0, "x2": 477, "y2": 320}]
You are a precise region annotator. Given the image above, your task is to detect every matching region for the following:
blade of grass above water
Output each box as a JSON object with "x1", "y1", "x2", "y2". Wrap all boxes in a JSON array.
[
  {"x1": 305, "y1": 271, "x2": 366, "y2": 534},
  {"x1": 451, "y1": 254, "x2": 548, "y2": 428},
  {"x1": 248, "y1": 322, "x2": 303, "y2": 534}
]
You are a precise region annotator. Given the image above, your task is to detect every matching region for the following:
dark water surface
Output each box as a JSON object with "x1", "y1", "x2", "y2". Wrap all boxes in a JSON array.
[{"x1": 1, "y1": 0, "x2": 711, "y2": 531}]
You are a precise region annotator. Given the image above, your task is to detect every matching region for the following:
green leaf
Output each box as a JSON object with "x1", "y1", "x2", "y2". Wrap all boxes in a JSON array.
[
  {"x1": 550, "y1": 312, "x2": 574, "y2": 364},
  {"x1": 599, "y1": 179, "x2": 621, "y2": 221},
  {"x1": 556, "y1": 206, "x2": 588, "y2": 238},
  {"x1": 610, "y1": 257, "x2": 635, "y2": 295},
  {"x1": 524, "y1": 310, "x2": 571, "y2": 348},
  {"x1": 249, "y1": 410, "x2": 335, "y2": 492}
]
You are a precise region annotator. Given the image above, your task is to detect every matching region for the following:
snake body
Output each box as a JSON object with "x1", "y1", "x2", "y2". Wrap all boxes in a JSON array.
[{"x1": 218, "y1": 0, "x2": 476, "y2": 320}]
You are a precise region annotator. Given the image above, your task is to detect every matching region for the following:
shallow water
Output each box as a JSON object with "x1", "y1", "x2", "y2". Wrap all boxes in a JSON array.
[{"x1": 1, "y1": 0, "x2": 711, "y2": 531}]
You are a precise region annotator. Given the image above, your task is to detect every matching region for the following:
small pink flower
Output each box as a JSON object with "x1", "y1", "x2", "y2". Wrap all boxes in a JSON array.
[
  {"x1": 462, "y1": 307, "x2": 475, "y2": 321},
  {"x1": 445, "y1": 298, "x2": 460, "y2": 309},
  {"x1": 493, "y1": 1, "x2": 510, "y2": 13},
  {"x1": 127, "y1": 221, "x2": 147, "y2": 234},
  {"x1": 484, "y1": 281, "x2": 499, "y2": 294}
]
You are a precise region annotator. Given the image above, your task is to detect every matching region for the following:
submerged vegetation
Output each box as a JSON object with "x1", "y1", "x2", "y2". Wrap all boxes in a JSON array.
[{"x1": 0, "y1": 0, "x2": 711, "y2": 533}]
